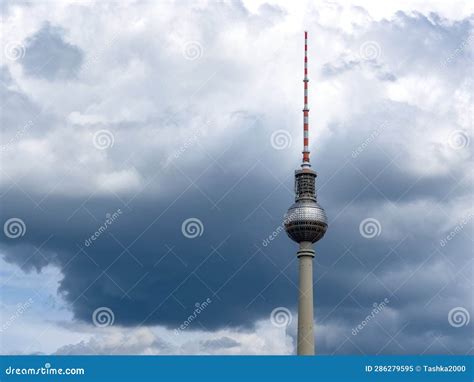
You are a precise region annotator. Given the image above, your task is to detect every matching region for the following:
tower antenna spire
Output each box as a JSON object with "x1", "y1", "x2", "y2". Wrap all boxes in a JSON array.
[{"x1": 302, "y1": 31, "x2": 310, "y2": 168}]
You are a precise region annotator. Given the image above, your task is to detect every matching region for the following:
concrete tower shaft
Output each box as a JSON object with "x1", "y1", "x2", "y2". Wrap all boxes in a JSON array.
[{"x1": 297, "y1": 242, "x2": 315, "y2": 355}]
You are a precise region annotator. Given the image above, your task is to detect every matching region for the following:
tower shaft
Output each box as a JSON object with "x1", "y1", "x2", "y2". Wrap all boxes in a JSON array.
[{"x1": 297, "y1": 241, "x2": 315, "y2": 355}]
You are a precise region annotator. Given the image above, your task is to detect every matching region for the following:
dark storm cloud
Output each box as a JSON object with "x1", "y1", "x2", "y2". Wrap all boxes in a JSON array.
[
  {"x1": 1, "y1": 8, "x2": 472, "y2": 355},
  {"x1": 0, "y1": 157, "x2": 301, "y2": 330},
  {"x1": 1, "y1": 119, "x2": 471, "y2": 354},
  {"x1": 21, "y1": 23, "x2": 83, "y2": 80}
]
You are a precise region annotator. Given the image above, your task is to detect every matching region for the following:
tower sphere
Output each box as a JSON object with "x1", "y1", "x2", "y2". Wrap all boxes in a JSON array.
[{"x1": 284, "y1": 199, "x2": 327, "y2": 243}]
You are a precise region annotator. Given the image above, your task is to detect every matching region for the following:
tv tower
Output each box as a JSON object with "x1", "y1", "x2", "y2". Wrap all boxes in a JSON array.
[{"x1": 284, "y1": 31, "x2": 328, "y2": 355}]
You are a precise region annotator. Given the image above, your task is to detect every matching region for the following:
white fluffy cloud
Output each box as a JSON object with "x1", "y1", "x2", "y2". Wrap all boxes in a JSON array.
[
  {"x1": 2, "y1": 1, "x2": 470, "y2": 195},
  {"x1": 54, "y1": 323, "x2": 294, "y2": 355}
]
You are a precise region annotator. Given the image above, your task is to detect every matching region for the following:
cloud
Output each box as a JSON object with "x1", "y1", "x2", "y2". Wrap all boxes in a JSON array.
[
  {"x1": 21, "y1": 23, "x2": 83, "y2": 80},
  {"x1": 201, "y1": 336, "x2": 240, "y2": 350},
  {"x1": 53, "y1": 322, "x2": 292, "y2": 355},
  {"x1": 0, "y1": 1, "x2": 472, "y2": 355}
]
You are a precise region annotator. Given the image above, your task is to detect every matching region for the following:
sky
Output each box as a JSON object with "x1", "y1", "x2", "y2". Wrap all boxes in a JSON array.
[{"x1": 0, "y1": 0, "x2": 473, "y2": 355}]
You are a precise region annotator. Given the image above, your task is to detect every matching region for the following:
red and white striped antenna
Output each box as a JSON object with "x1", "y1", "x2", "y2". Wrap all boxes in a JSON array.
[{"x1": 302, "y1": 31, "x2": 311, "y2": 168}]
